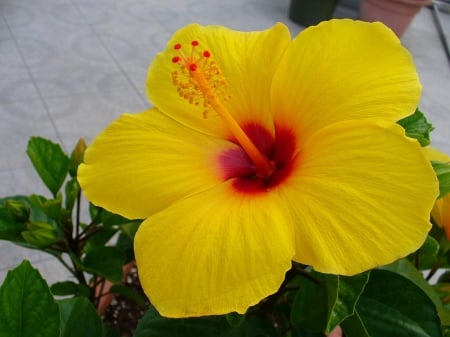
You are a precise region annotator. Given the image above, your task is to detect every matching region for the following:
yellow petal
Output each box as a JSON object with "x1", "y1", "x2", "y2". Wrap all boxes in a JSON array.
[
  {"x1": 424, "y1": 146, "x2": 450, "y2": 163},
  {"x1": 135, "y1": 181, "x2": 295, "y2": 317},
  {"x1": 272, "y1": 19, "x2": 421, "y2": 145},
  {"x1": 278, "y1": 120, "x2": 438, "y2": 275},
  {"x1": 147, "y1": 23, "x2": 290, "y2": 138},
  {"x1": 78, "y1": 109, "x2": 231, "y2": 219},
  {"x1": 424, "y1": 146, "x2": 450, "y2": 238}
]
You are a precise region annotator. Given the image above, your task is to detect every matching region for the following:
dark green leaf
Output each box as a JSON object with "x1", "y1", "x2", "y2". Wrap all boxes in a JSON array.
[
  {"x1": 382, "y1": 258, "x2": 442, "y2": 308},
  {"x1": 397, "y1": 109, "x2": 434, "y2": 146},
  {"x1": 226, "y1": 312, "x2": 245, "y2": 328},
  {"x1": 419, "y1": 236, "x2": 441, "y2": 257},
  {"x1": 326, "y1": 272, "x2": 369, "y2": 332},
  {"x1": 26, "y1": 136, "x2": 70, "y2": 196},
  {"x1": 432, "y1": 161, "x2": 450, "y2": 198},
  {"x1": 51, "y1": 281, "x2": 90, "y2": 297},
  {"x1": 83, "y1": 246, "x2": 126, "y2": 282},
  {"x1": 291, "y1": 271, "x2": 328, "y2": 331},
  {"x1": 0, "y1": 260, "x2": 60, "y2": 337},
  {"x1": 59, "y1": 297, "x2": 103, "y2": 337},
  {"x1": 133, "y1": 305, "x2": 230, "y2": 337},
  {"x1": 343, "y1": 269, "x2": 441, "y2": 337}
]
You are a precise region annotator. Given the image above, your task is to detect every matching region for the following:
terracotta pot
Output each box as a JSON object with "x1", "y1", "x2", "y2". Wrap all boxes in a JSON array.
[{"x1": 359, "y1": 0, "x2": 432, "y2": 37}]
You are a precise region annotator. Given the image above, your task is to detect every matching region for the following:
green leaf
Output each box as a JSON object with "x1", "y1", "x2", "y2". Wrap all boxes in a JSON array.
[
  {"x1": 291, "y1": 271, "x2": 328, "y2": 331},
  {"x1": 291, "y1": 271, "x2": 368, "y2": 333},
  {"x1": 326, "y1": 272, "x2": 369, "y2": 332},
  {"x1": 226, "y1": 312, "x2": 245, "y2": 328},
  {"x1": 342, "y1": 269, "x2": 442, "y2": 337},
  {"x1": 59, "y1": 297, "x2": 103, "y2": 337},
  {"x1": 21, "y1": 223, "x2": 59, "y2": 248},
  {"x1": 26, "y1": 136, "x2": 70, "y2": 197},
  {"x1": 432, "y1": 161, "x2": 450, "y2": 199},
  {"x1": 0, "y1": 260, "x2": 60, "y2": 337},
  {"x1": 134, "y1": 305, "x2": 276, "y2": 337},
  {"x1": 382, "y1": 258, "x2": 442, "y2": 308},
  {"x1": 133, "y1": 306, "x2": 230, "y2": 337},
  {"x1": 83, "y1": 246, "x2": 126, "y2": 282},
  {"x1": 397, "y1": 108, "x2": 434, "y2": 146},
  {"x1": 51, "y1": 281, "x2": 90, "y2": 297},
  {"x1": 419, "y1": 236, "x2": 441, "y2": 257}
]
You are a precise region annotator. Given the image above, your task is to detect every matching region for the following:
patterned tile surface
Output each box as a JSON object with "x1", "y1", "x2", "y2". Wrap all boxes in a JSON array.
[{"x1": 0, "y1": 0, "x2": 449, "y2": 284}]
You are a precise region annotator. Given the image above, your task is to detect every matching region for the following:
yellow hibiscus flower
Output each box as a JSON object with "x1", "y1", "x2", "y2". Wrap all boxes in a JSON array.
[
  {"x1": 78, "y1": 19, "x2": 438, "y2": 318},
  {"x1": 425, "y1": 147, "x2": 450, "y2": 239}
]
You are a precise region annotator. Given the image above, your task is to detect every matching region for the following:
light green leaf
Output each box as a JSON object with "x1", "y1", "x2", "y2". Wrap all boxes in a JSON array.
[
  {"x1": 65, "y1": 178, "x2": 80, "y2": 213},
  {"x1": 326, "y1": 272, "x2": 369, "y2": 332},
  {"x1": 0, "y1": 260, "x2": 60, "y2": 337},
  {"x1": 397, "y1": 108, "x2": 434, "y2": 147},
  {"x1": 59, "y1": 297, "x2": 103, "y2": 337},
  {"x1": 27, "y1": 137, "x2": 70, "y2": 197},
  {"x1": 83, "y1": 246, "x2": 126, "y2": 283}
]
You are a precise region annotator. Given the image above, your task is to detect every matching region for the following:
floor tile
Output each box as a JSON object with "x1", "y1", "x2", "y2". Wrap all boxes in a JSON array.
[
  {"x1": 0, "y1": 100, "x2": 60, "y2": 170},
  {"x1": 44, "y1": 91, "x2": 149, "y2": 150},
  {"x1": 31, "y1": 63, "x2": 135, "y2": 98}
]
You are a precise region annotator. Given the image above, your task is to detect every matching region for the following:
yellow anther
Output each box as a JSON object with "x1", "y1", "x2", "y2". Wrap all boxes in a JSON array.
[{"x1": 171, "y1": 41, "x2": 274, "y2": 178}]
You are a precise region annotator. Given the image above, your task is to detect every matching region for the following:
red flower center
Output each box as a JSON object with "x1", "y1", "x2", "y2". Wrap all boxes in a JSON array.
[{"x1": 219, "y1": 122, "x2": 298, "y2": 194}]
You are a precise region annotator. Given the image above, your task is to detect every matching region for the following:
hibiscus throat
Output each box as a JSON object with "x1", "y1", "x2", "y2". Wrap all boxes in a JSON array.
[{"x1": 171, "y1": 40, "x2": 297, "y2": 192}]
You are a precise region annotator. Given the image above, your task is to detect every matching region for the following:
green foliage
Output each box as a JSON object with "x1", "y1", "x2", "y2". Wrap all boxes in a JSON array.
[
  {"x1": 0, "y1": 260, "x2": 60, "y2": 337},
  {"x1": 342, "y1": 270, "x2": 442, "y2": 337},
  {"x1": 59, "y1": 297, "x2": 103, "y2": 337},
  {"x1": 83, "y1": 246, "x2": 126, "y2": 283},
  {"x1": 26, "y1": 137, "x2": 70, "y2": 197},
  {"x1": 397, "y1": 108, "x2": 434, "y2": 146}
]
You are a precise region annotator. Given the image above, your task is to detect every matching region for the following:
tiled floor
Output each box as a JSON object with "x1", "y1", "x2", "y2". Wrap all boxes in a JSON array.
[{"x1": 1, "y1": 0, "x2": 449, "y2": 285}]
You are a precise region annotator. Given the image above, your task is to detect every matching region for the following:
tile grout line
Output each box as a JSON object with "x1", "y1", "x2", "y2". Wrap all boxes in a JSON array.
[
  {"x1": 70, "y1": 0, "x2": 148, "y2": 106},
  {"x1": 1, "y1": 12, "x2": 67, "y2": 150}
]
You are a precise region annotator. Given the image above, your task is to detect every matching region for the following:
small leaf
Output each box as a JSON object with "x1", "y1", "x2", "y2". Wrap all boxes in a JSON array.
[
  {"x1": 0, "y1": 260, "x2": 60, "y2": 337},
  {"x1": 397, "y1": 108, "x2": 434, "y2": 146},
  {"x1": 59, "y1": 297, "x2": 103, "y2": 337},
  {"x1": 27, "y1": 137, "x2": 70, "y2": 197},
  {"x1": 432, "y1": 161, "x2": 450, "y2": 198},
  {"x1": 83, "y1": 246, "x2": 126, "y2": 283},
  {"x1": 51, "y1": 281, "x2": 90, "y2": 297},
  {"x1": 326, "y1": 272, "x2": 369, "y2": 332}
]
